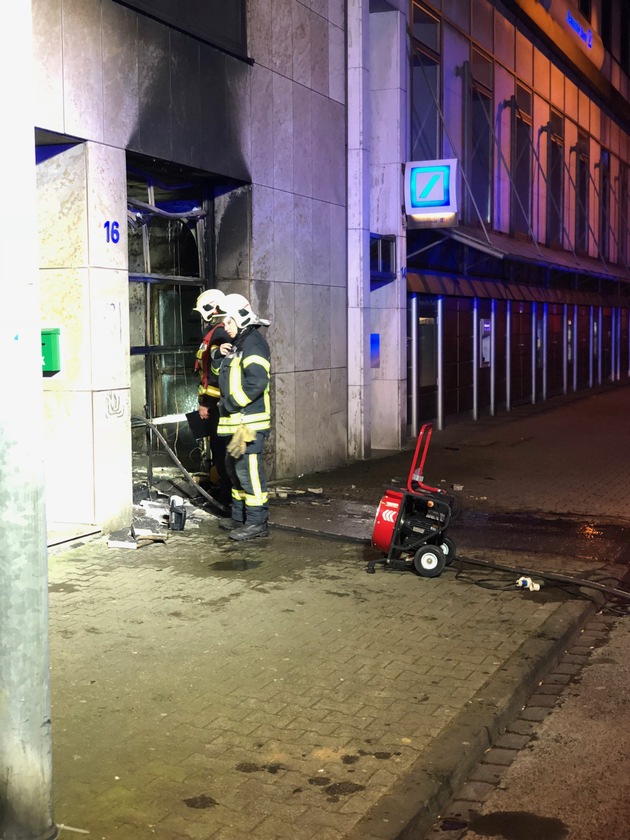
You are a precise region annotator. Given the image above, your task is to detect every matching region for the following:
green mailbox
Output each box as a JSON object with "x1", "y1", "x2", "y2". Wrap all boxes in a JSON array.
[{"x1": 41, "y1": 328, "x2": 61, "y2": 375}]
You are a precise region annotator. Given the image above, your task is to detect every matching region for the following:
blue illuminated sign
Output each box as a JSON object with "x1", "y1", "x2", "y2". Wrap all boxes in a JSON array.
[
  {"x1": 370, "y1": 333, "x2": 380, "y2": 369},
  {"x1": 566, "y1": 11, "x2": 592, "y2": 48},
  {"x1": 404, "y1": 158, "x2": 458, "y2": 217},
  {"x1": 409, "y1": 166, "x2": 450, "y2": 208}
]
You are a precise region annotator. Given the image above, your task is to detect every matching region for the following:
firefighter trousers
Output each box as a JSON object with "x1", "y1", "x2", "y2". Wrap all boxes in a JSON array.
[{"x1": 225, "y1": 430, "x2": 269, "y2": 525}]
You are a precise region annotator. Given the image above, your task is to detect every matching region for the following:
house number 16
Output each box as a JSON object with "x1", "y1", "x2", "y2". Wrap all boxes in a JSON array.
[{"x1": 104, "y1": 220, "x2": 120, "y2": 243}]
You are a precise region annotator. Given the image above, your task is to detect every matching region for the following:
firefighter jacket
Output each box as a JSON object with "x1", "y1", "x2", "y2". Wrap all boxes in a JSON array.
[
  {"x1": 211, "y1": 326, "x2": 271, "y2": 436},
  {"x1": 195, "y1": 324, "x2": 230, "y2": 406}
]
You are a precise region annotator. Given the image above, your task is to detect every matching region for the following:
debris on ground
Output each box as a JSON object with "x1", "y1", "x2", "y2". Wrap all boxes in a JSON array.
[
  {"x1": 107, "y1": 529, "x2": 141, "y2": 550},
  {"x1": 131, "y1": 516, "x2": 168, "y2": 543}
]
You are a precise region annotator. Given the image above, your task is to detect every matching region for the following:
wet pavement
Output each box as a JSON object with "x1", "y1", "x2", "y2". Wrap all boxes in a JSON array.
[
  {"x1": 46, "y1": 385, "x2": 630, "y2": 839},
  {"x1": 425, "y1": 612, "x2": 630, "y2": 840}
]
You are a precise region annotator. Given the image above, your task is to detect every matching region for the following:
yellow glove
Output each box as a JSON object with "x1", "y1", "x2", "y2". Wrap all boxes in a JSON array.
[{"x1": 227, "y1": 424, "x2": 256, "y2": 457}]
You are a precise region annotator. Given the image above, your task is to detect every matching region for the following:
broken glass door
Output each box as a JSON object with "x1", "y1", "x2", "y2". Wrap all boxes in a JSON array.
[{"x1": 127, "y1": 164, "x2": 210, "y2": 473}]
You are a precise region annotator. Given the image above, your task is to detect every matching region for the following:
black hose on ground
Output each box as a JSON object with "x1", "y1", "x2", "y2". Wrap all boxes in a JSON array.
[{"x1": 453, "y1": 553, "x2": 630, "y2": 602}]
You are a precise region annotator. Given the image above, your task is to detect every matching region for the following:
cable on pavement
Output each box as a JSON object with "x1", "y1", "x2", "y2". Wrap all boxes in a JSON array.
[{"x1": 449, "y1": 554, "x2": 630, "y2": 615}]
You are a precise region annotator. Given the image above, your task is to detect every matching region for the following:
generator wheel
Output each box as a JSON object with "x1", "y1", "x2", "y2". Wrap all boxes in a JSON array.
[
  {"x1": 413, "y1": 545, "x2": 446, "y2": 578},
  {"x1": 439, "y1": 536, "x2": 457, "y2": 566}
]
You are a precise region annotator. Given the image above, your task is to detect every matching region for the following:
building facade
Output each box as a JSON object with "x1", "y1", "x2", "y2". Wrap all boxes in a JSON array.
[
  {"x1": 31, "y1": 0, "x2": 630, "y2": 535},
  {"x1": 33, "y1": 0, "x2": 347, "y2": 532},
  {"x1": 357, "y1": 0, "x2": 630, "y2": 446}
]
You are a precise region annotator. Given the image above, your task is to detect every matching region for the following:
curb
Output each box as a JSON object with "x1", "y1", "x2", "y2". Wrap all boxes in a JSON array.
[{"x1": 344, "y1": 596, "x2": 597, "y2": 840}]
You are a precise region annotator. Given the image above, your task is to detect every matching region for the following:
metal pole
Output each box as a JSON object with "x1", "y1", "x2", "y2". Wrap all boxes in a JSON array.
[
  {"x1": 506, "y1": 300, "x2": 512, "y2": 411},
  {"x1": 490, "y1": 299, "x2": 496, "y2": 416},
  {"x1": 573, "y1": 304, "x2": 578, "y2": 392},
  {"x1": 611, "y1": 306, "x2": 621, "y2": 382},
  {"x1": 613, "y1": 306, "x2": 618, "y2": 381},
  {"x1": 437, "y1": 297, "x2": 444, "y2": 431},
  {"x1": 410, "y1": 294, "x2": 419, "y2": 437},
  {"x1": 472, "y1": 298, "x2": 479, "y2": 421},
  {"x1": 617, "y1": 307, "x2": 621, "y2": 381},
  {"x1": 589, "y1": 305, "x2": 594, "y2": 388},
  {"x1": 619, "y1": 306, "x2": 623, "y2": 380},
  {"x1": 0, "y1": 2, "x2": 57, "y2": 839},
  {"x1": 562, "y1": 303, "x2": 568, "y2": 395},
  {"x1": 620, "y1": 307, "x2": 622, "y2": 381},
  {"x1": 598, "y1": 306, "x2": 603, "y2": 384},
  {"x1": 542, "y1": 303, "x2": 548, "y2": 402},
  {"x1": 531, "y1": 302, "x2": 537, "y2": 405}
]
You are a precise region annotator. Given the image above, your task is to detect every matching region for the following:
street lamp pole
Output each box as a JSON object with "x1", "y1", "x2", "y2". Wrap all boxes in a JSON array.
[{"x1": 0, "y1": 2, "x2": 57, "y2": 839}]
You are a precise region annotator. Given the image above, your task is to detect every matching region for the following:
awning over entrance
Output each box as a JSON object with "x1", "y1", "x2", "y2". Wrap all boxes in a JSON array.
[
  {"x1": 407, "y1": 224, "x2": 630, "y2": 307},
  {"x1": 447, "y1": 224, "x2": 630, "y2": 281},
  {"x1": 406, "y1": 271, "x2": 626, "y2": 306}
]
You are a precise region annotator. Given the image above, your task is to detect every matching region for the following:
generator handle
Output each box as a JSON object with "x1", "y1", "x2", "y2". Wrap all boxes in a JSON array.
[{"x1": 406, "y1": 422, "x2": 440, "y2": 493}]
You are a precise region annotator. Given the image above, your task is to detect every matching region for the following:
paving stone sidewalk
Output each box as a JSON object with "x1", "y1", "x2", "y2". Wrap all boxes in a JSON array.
[
  {"x1": 423, "y1": 614, "x2": 617, "y2": 840},
  {"x1": 282, "y1": 384, "x2": 630, "y2": 524},
  {"x1": 47, "y1": 386, "x2": 630, "y2": 839}
]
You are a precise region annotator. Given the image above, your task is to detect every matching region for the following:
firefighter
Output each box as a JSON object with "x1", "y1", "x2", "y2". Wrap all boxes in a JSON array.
[
  {"x1": 192, "y1": 288, "x2": 232, "y2": 509},
  {"x1": 211, "y1": 293, "x2": 272, "y2": 541}
]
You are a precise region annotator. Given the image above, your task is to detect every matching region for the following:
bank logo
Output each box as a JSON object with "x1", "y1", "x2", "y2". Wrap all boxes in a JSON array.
[
  {"x1": 404, "y1": 158, "x2": 458, "y2": 217},
  {"x1": 409, "y1": 165, "x2": 450, "y2": 207}
]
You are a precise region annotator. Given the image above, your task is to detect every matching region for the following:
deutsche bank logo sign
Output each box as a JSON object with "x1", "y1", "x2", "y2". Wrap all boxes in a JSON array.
[
  {"x1": 404, "y1": 158, "x2": 458, "y2": 217},
  {"x1": 409, "y1": 165, "x2": 451, "y2": 206}
]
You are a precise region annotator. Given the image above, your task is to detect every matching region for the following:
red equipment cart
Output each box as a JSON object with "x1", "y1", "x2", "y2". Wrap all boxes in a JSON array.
[{"x1": 368, "y1": 423, "x2": 458, "y2": 577}]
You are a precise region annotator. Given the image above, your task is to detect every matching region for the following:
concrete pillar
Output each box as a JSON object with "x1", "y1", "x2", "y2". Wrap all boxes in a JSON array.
[
  {"x1": 37, "y1": 141, "x2": 132, "y2": 532},
  {"x1": 0, "y1": 0, "x2": 57, "y2": 837},
  {"x1": 368, "y1": 8, "x2": 407, "y2": 449},
  {"x1": 347, "y1": 0, "x2": 372, "y2": 459}
]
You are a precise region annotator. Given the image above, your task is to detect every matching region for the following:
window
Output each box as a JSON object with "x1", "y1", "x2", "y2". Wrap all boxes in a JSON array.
[
  {"x1": 469, "y1": 89, "x2": 493, "y2": 225},
  {"x1": 601, "y1": 1, "x2": 612, "y2": 53},
  {"x1": 622, "y1": 12, "x2": 630, "y2": 76},
  {"x1": 411, "y1": 4, "x2": 441, "y2": 161},
  {"x1": 127, "y1": 161, "x2": 212, "y2": 460},
  {"x1": 370, "y1": 235, "x2": 396, "y2": 286},
  {"x1": 129, "y1": 283, "x2": 204, "y2": 418},
  {"x1": 127, "y1": 173, "x2": 207, "y2": 278},
  {"x1": 578, "y1": 0, "x2": 591, "y2": 23},
  {"x1": 412, "y1": 2, "x2": 439, "y2": 51},
  {"x1": 511, "y1": 84, "x2": 533, "y2": 239},
  {"x1": 575, "y1": 129, "x2": 590, "y2": 254},
  {"x1": 546, "y1": 110, "x2": 564, "y2": 249},
  {"x1": 464, "y1": 50, "x2": 493, "y2": 226},
  {"x1": 418, "y1": 314, "x2": 437, "y2": 386},
  {"x1": 598, "y1": 150, "x2": 610, "y2": 261}
]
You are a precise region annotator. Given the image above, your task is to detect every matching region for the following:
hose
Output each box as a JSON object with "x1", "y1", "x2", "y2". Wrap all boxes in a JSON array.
[
  {"x1": 451, "y1": 553, "x2": 630, "y2": 606},
  {"x1": 132, "y1": 415, "x2": 228, "y2": 516}
]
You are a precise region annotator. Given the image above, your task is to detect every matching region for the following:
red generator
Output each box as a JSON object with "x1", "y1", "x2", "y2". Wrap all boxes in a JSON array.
[{"x1": 368, "y1": 423, "x2": 458, "y2": 578}]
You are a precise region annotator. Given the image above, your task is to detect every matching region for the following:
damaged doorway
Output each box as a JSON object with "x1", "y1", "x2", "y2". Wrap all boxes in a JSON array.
[{"x1": 127, "y1": 158, "x2": 214, "y2": 482}]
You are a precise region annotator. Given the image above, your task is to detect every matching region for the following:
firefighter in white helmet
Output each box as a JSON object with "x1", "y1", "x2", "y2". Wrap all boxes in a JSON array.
[
  {"x1": 210, "y1": 293, "x2": 272, "y2": 540},
  {"x1": 193, "y1": 288, "x2": 226, "y2": 322},
  {"x1": 191, "y1": 288, "x2": 232, "y2": 509}
]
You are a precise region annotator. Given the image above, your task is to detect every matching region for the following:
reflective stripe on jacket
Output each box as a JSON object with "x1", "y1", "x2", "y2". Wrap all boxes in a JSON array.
[{"x1": 212, "y1": 327, "x2": 271, "y2": 435}]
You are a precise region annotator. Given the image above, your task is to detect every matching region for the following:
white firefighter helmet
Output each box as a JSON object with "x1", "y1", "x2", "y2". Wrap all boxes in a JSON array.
[
  {"x1": 217, "y1": 293, "x2": 270, "y2": 329},
  {"x1": 193, "y1": 288, "x2": 226, "y2": 322}
]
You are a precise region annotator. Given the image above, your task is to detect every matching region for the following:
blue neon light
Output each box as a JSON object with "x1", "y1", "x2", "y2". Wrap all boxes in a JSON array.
[
  {"x1": 370, "y1": 333, "x2": 380, "y2": 369},
  {"x1": 566, "y1": 11, "x2": 592, "y2": 48}
]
